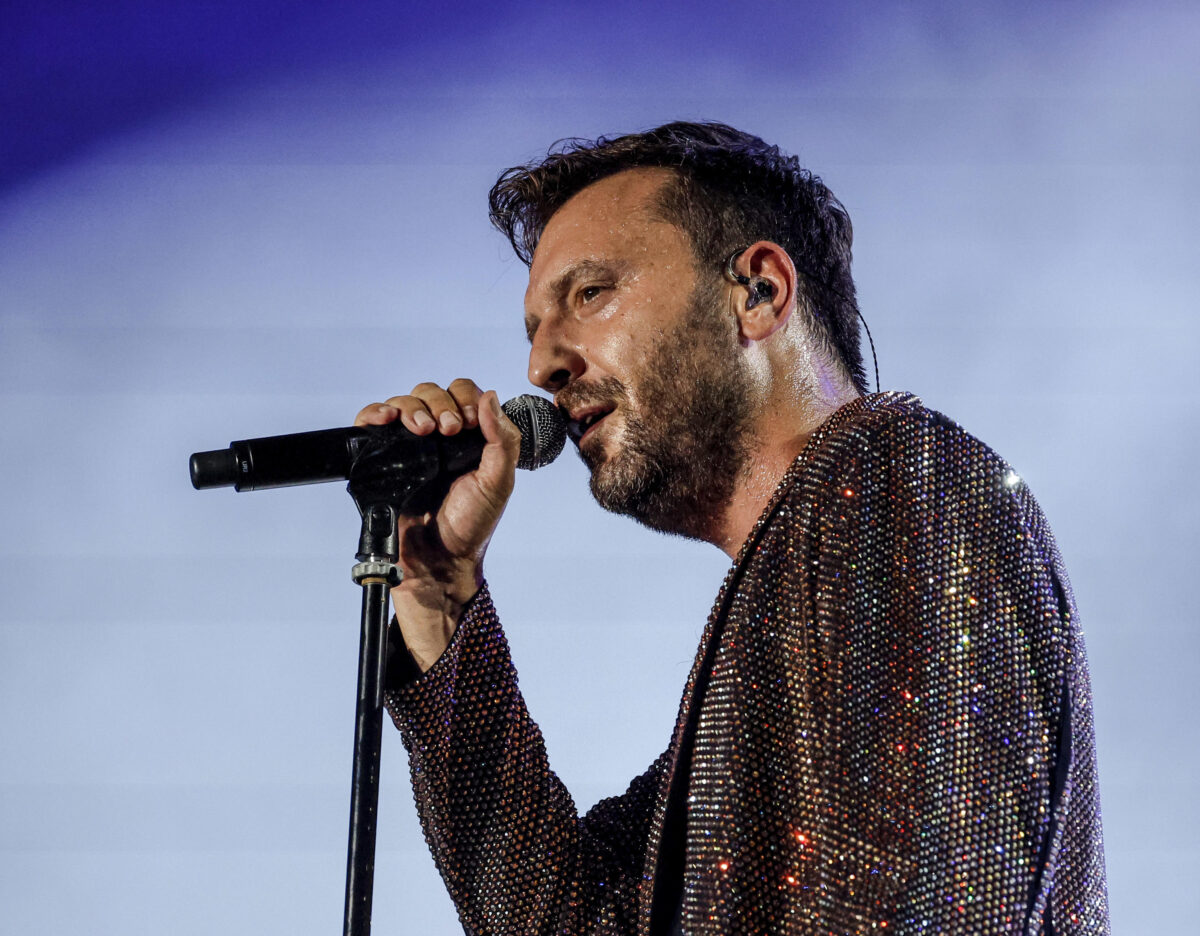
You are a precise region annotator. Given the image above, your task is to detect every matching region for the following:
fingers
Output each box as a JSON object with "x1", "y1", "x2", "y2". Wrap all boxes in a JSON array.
[
  {"x1": 446, "y1": 378, "x2": 483, "y2": 428},
  {"x1": 354, "y1": 379, "x2": 486, "y2": 435},
  {"x1": 354, "y1": 402, "x2": 399, "y2": 428}
]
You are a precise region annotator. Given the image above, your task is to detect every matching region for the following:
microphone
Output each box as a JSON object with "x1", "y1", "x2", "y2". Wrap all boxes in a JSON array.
[{"x1": 189, "y1": 394, "x2": 566, "y2": 501}]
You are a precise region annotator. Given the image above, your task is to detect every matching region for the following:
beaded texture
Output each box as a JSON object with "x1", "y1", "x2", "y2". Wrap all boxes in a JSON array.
[{"x1": 386, "y1": 392, "x2": 1109, "y2": 935}]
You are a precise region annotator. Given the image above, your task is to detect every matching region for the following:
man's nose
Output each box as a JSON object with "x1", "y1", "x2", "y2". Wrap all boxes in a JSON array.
[{"x1": 527, "y1": 325, "x2": 585, "y2": 393}]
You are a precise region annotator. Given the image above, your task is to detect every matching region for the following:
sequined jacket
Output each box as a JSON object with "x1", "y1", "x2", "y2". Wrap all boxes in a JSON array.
[{"x1": 385, "y1": 392, "x2": 1109, "y2": 935}]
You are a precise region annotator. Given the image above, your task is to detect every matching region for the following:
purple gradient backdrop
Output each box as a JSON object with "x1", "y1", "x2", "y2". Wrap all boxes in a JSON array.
[{"x1": 2, "y1": 2, "x2": 1197, "y2": 933}]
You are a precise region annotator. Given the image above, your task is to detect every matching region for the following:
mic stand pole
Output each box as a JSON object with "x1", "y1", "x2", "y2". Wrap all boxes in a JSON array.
[
  {"x1": 344, "y1": 503, "x2": 400, "y2": 936},
  {"x1": 341, "y1": 435, "x2": 443, "y2": 936}
]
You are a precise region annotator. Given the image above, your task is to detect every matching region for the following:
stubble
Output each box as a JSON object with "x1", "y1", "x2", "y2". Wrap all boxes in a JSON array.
[{"x1": 580, "y1": 278, "x2": 757, "y2": 541}]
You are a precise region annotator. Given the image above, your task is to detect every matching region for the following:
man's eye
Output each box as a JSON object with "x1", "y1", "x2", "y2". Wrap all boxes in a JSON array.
[{"x1": 578, "y1": 285, "x2": 604, "y2": 303}]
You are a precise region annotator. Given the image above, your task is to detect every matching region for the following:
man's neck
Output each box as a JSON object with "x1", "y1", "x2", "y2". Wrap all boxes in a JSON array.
[{"x1": 711, "y1": 389, "x2": 862, "y2": 559}]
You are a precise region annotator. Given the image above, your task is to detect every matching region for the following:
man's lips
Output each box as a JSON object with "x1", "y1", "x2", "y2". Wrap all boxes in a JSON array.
[{"x1": 566, "y1": 404, "x2": 616, "y2": 445}]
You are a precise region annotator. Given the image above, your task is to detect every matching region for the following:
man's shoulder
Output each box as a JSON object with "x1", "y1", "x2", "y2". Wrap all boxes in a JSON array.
[
  {"x1": 741, "y1": 391, "x2": 1037, "y2": 570},
  {"x1": 803, "y1": 391, "x2": 1012, "y2": 482},
  {"x1": 784, "y1": 391, "x2": 1060, "y2": 563}
]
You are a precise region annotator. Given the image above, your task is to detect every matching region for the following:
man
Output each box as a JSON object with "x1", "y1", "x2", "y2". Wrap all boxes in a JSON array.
[{"x1": 354, "y1": 122, "x2": 1109, "y2": 934}]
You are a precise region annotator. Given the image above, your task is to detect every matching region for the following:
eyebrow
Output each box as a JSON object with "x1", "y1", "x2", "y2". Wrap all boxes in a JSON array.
[{"x1": 524, "y1": 257, "x2": 631, "y2": 342}]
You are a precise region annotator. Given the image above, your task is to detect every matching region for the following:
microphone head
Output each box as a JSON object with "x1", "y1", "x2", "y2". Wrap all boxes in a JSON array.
[{"x1": 502, "y1": 394, "x2": 566, "y2": 470}]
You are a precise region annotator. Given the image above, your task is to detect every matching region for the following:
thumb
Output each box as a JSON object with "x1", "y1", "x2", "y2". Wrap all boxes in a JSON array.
[{"x1": 474, "y1": 391, "x2": 520, "y2": 496}]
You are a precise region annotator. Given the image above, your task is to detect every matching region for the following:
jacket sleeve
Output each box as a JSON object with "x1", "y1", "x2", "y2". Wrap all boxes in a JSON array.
[
  {"x1": 803, "y1": 407, "x2": 1089, "y2": 933},
  {"x1": 385, "y1": 584, "x2": 667, "y2": 936}
]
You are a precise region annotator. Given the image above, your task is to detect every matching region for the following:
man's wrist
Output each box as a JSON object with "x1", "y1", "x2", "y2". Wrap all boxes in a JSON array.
[{"x1": 390, "y1": 569, "x2": 479, "y2": 673}]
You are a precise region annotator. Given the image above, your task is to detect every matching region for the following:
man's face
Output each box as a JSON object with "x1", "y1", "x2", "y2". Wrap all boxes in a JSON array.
[{"x1": 523, "y1": 169, "x2": 755, "y2": 539}]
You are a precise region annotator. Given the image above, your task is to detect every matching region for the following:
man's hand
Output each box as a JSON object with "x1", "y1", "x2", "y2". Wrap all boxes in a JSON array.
[{"x1": 354, "y1": 379, "x2": 521, "y2": 671}]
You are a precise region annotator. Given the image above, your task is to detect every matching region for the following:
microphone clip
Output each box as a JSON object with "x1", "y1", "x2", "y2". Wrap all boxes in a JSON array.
[{"x1": 346, "y1": 427, "x2": 445, "y2": 563}]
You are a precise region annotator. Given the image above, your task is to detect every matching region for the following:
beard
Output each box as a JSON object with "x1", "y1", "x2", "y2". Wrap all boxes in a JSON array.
[{"x1": 570, "y1": 279, "x2": 757, "y2": 541}]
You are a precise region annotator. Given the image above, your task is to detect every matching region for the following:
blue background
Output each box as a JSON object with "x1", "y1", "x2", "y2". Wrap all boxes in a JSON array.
[{"x1": 2, "y1": 1, "x2": 1197, "y2": 932}]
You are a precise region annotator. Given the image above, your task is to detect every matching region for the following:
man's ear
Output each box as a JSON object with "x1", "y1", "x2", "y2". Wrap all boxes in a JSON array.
[{"x1": 727, "y1": 241, "x2": 797, "y2": 342}]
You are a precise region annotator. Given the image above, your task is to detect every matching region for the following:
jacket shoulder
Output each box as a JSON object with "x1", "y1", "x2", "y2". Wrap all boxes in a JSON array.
[{"x1": 812, "y1": 392, "x2": 1010, "y2": 475}]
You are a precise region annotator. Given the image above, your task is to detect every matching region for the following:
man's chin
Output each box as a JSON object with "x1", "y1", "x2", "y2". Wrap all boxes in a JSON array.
[
  {"x1": 576, "y1": 422, "x2": 621, "y2": 474},
  {"x1": 585, "y1": 457, "x2": 628, "y2": 505},
  {"x1": 587, "y1": 455, "x2": 676, "y2": 526},
  {"x1": 585, "y1": 452, "x2": 639, "y2": 510},
  {"x1": 577, "y1": 428, "x2": 685, "y2": 531}
]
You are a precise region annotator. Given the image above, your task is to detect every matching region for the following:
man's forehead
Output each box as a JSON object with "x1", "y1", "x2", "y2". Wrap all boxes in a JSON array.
[
  {"x1": 538, "y1": 169, "x2": 673, "y2": 247},
  {"x1": 526, "y1": 168, "x2": 677, "y2": 281}
]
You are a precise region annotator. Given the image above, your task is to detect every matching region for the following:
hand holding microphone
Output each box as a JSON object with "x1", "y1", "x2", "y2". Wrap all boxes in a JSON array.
[
  {"x1": 352, "y1": 382, "x2": 521, "y2": 578},
  {"x1": 354, "y1": 380, "x2": 541, "y2": 670},
  {"x1": 191, "y1": 379, "x2": 565, "y2": 671}
]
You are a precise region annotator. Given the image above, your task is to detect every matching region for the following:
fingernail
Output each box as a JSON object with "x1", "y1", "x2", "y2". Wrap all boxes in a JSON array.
[
  {"x1": 414, "y1": 411, "x2": 435, "y2": 430},
  {"x1": 439, "y1": 411, "x2": 461, "y2": 431},
  {"x1": 378, "y1": 404, "x2": 396, "y2": 415},
  {"x1": 462, "y1": 405, "x2": 477, "y2": 424}
]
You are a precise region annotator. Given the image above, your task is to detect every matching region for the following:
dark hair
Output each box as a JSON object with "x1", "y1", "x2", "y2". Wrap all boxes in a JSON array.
[{"x1": 488, "y1": 121, "x2": 866, "y2": 392}]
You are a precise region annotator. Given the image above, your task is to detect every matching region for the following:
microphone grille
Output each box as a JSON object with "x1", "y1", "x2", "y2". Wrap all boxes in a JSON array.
[{"x1": 502, "y1": 394, "x2": 566, "y2": 470}]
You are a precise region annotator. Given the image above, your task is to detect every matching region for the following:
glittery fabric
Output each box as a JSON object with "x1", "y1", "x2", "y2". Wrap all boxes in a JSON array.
[{"x1": 385, "y1": 392, "x2": 1109, "y2": 935}]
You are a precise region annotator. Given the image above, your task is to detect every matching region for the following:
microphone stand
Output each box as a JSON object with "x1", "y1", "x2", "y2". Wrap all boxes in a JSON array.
[
  {"x1": 188, "y1": 395, "x2": 563, "y2": 935},
  {"x1": 341, "y1": 431, "x2": 449, "y2": 936}
]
